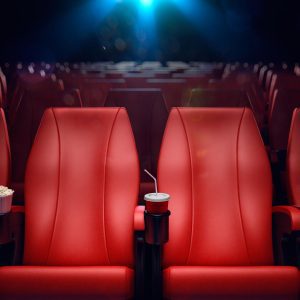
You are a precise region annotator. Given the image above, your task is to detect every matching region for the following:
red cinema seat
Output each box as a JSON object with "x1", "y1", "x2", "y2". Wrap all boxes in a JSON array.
[
  {"x1": 8, "y1": 73, "x2": 64, "y2": 127},
  {"x1": 265, "y1": 68, "x2": 291, "y2": 98},
  {"x1": 186, "y1": 88, "x2": 250, "y2": 107},
  {"x1": 258, "y1": 65, "x2": 269, "y2": 89},
  {"x1": 10, "y1": 88, "x2": 82, "y2": 203},
  {"x1": 0, "y1": 108, "x2": 139, "y2": 299},
  {"x1": 58, "y1": 71, "x2": 127, "y2": 107},
  {"x1": 186, "y1": 86, "x2": 265, "y2": 129},
  {"x1": 265, "y1": 69, "x2": 275, "y2": 94},
  {"x1": 80, "y1": 79, "x2": 127, "y2": 107},
  {"x1": 0, "y1": 108, "x2": 10, "y2": 186},
  {"x1": 272, "y1": 108, "x2": 300, "y2": 266},
  {"x1": 158, "y1": 108, "x2": 299, "y2": 299},
  {"x1": 268, "y1": 73, "x2": 300, "y2": 105},
  {"x1": 287, "y1": 108, "x2": 300, "y2": 205},
  {"x1": 105, "y1": 88, "x2": 168, "y2": 198},
  {"x1": 124, "y1": 73, "x2": 155, "y2": 88},
  {"x1": 253, "y1": 63, "x2": 263, "y2": 76},
  {"x1": 212, "y1": 72, "x2": 266, "y2": 123},
  {"x1": 172, "y1": 73, "x2": 210, "y2": 87},
  {"x1": 268, "y1": 89, "x2": 300, "y2": 202},
  {"x1": 0, "y1": 68, "x2": 7, "y2": 107},
  {"x1": 0, "y1": 83, "x2": 2, "y2": 108},
  {"x1": 59, "y1": 72, "x2": 106, "y2": 86},
  {"x1": 145, "y1": 79, "x2": 189, "y2": 110},
  {"x1": 268, "y1": 89, "x2": 300, "y2": 154}
]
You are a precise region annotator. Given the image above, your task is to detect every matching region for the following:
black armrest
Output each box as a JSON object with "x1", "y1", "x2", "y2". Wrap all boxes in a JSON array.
[
  {"x1": 273, "y1": 206, "x2": 300, "y2": 267},
  {"x1": 133, "y1": 206, "x2": 171, "y2": 300},
  {"x1": 144, "y1": 210, "x2": 171, "y2": 300},
  {"x1": 0, "y1": 213, "x2": 15, "y2": 266},
  {"x1": 0, "y1": 206, "x2": 25, "y2": 266}
]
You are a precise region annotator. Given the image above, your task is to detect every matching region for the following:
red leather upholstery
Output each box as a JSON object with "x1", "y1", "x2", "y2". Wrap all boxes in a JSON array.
[
  {"x1": 164, "y1": 266, "x2": 299, "y2": 300},
  {"x1": 0, "y1": 108, "x2": 10, "y2": 186},
  {"x1": 0, "y1": 266, "x2": 133, "y2": 299},
  {"x1": 0, "y1": 108, "x2": 139, "y2": 298},
  {"x1": 158, "y1": 108, "x2": 298, "y2": 299},
  {"x1": 159, "y1": 108, "x2": 273, "y2": 266},
  {"x1": 269, "y1": 90, "x2": 300, "y2": 152},
  {"x1": 287, "y1": 108, "x2": 300, "y2": 206}
]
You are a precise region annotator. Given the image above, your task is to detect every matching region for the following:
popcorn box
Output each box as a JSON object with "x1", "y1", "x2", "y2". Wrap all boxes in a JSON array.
[
  {"x1": 0, "y1": 195, "x2": 13, "y2": 215},
  {"x1": 0, "y1": 186, "x2": 14, "y2": 215}
]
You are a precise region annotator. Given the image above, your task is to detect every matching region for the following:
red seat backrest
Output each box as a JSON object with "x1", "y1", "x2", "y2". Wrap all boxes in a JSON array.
[
  {"x1": 0, "y1": 84, "x2": 2, "y2": 108},
  {"x1": 265, "y1": 69, "x2": 275, "y2": 94},
  {"x1": 287, "y1": 108, "x2": 300, "y2": 207},
  {"x1": 24, "y1": 108, "x2": 139, "y2": 266},
  {"x1": 125, "y1": 74, "x2": 155, "y2": 88},
  {"x1": 146, "y1": 79, "x2": 189, "y2": 110},
  {"x1": 186, "y1": 88, "x2": 250, "y2": 108},
  {"x1": 158, "y1": 108, "x2": 273, "y2": 267},
  {"x1": 8, "y1": 73, "x2": 63, "y2": 127},
  {"x1": 172, "y1": 74, "x2": 210, "y2": 87},
  {"x1": 210, "y1": 72, "x2": 265, "y2": 118},
  {"x1": 79, "y1": 79, "x2": 127, "y2": 107},
  {"x1": 258, "y1": 65, "x2": 269, "y2": 88},
  {"x1": 269, "y1": 73, "x2": 300, "y2": 104},
  {"x1": 58, "y1": 72, "x2": 127, "y2": 107},
  {"x1": 269, "y1": 89, "x2": 300, "y2": 151}
]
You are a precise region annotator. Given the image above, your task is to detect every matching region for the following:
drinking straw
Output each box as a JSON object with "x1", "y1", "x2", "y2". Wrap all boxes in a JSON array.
[{"x1": 144, "y1": 169, "x2": 158, "y2": 196}]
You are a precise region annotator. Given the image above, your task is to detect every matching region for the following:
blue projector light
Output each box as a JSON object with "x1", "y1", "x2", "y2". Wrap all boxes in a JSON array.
[{"x1": 140, "y1": 0, "x2": 153, "y2": 6}]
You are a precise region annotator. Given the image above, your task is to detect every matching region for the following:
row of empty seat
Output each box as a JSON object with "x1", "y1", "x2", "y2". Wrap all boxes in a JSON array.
[
  {"x1": 1, "y1": 62, "x2": 300, "y2": 204},
  {"x1": 253, "y1": 63, "x2": 300, "y2": 201},
  {"x1": 1, "y1": 105, "x2": 300, "y2": 299}
]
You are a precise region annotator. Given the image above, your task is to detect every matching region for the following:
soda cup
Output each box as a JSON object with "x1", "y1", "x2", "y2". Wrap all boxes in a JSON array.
[{"x1": 144, "y1": 193, "x2": 170, "y2": 214}]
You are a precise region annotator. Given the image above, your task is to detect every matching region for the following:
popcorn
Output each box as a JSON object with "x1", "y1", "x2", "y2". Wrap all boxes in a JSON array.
[{"x1": 0, "y1": 186, "x2": 14, "y2": 197}]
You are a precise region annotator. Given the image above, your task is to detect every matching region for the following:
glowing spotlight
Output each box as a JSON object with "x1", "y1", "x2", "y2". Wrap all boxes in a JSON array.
[{"x1": 140, "y1": 0, "x2": 153, "y2": 6}]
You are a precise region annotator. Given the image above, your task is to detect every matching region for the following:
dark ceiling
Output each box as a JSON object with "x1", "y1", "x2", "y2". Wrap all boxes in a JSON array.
[{"x1": 0, "y1": 0, "x2": 299, "y2": 62}]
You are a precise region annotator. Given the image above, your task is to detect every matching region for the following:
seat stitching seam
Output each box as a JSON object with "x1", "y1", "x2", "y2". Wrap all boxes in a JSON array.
[
  {"x1": 236, "y1": 107, "x2": 251, "y2": 264},
  {"x1": 103, "y1": 108, "x2": 120, "y2": 265},
  {"x1": 288, "y1": 108, "x2": 298, "y2": 202},
  {"x1": 46, "y1": 108, "x2": 61, "y2": 264},
  {"x1": 177, "y1": 108, "x2": 194, "y2": 265}
]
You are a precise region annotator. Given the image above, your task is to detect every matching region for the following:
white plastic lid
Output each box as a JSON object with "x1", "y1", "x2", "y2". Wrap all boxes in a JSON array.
[{"x1": 144, "y1": 193, "x2": 170, "y2": 202}]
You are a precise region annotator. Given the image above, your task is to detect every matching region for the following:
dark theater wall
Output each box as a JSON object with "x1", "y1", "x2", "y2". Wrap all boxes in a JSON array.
[{"x1": 0, "y1": 0, "x2": 300, "y2": 62}]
